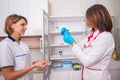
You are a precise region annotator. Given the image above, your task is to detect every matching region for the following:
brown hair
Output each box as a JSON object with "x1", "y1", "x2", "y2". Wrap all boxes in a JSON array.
[
  {"x1": 4, "y1": 14, "x2": 27, "y2": 35},
  {"x1": 86, "y1": 4, "x2": 113, "y2": 32}
]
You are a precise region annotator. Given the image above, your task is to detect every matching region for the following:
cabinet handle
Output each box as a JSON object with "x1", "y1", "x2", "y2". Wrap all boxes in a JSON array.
[{"x1": 40, "y1": 38, "x2": 43, "y2": 52}]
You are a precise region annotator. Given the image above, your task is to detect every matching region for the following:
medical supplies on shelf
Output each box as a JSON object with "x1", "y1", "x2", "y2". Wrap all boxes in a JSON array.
[{"x1": 52, "y1": 61, "x2": 81, "y2": 71}]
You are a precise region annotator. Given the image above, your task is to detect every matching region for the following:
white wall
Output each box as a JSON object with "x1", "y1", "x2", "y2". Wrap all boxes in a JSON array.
[
  {"x1": 48, "y1": 0, "x2": 81, "y2": 16},
  {"x1": 48, "y1": 0, "x2": 117, "y2": 16}
]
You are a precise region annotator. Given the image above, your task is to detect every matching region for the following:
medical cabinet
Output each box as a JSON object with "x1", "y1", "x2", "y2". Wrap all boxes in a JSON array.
[{"x1": 41, "y1": 10, "x2": 91, "y2": 80}]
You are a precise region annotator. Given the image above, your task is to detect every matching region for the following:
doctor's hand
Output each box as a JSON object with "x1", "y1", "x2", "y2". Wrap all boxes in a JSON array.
[
  {"x1": 33, "y1": 60, "x2": 48, "y2": 69},
  {"x1": 60, "y1": 27, "x2": 75, "y2": 45}
]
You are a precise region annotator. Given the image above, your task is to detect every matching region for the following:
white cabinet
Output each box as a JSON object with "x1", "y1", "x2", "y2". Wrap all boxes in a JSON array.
[
  {"x1": 26, "y1": 0, "x2": 48, "y2": 35},
  {"x1": 41, "y1": 14, "x2": 88, "y2": 80},
  {"x1": 50, "y1": 71, "x2": 68, "y2": 80},
  {"x1": 50, "y1": 71, "x2": 81, "y2": 80},
  {"x1": 0, "y1": 0, "x2": 48, "y2": 36},
  {"x1": 48, "y1": 16, "x2": 87, "y2": 60},
  {"x1": 48, "y1": 16, "x2": 87, "y2": 80},
  {"x1": 0, "y1": 0, "x2": 9, "y2": 36},
  {"x1": 8, "y1": 0, "x2": 28, "y2": 17}
]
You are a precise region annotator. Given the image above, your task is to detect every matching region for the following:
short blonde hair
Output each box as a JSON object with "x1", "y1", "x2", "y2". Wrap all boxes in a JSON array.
[{"x1": 4, "y1": 14, "x2": 27, "y2": 35}]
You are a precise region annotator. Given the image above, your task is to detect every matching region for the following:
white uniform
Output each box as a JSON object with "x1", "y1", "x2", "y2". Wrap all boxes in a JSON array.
[
  {"x1": 72, "y1": 30, "x2": 115, "y2": 80},
  {"x1": 0, "y1": 36, "x2": 33, "y2": 80}
]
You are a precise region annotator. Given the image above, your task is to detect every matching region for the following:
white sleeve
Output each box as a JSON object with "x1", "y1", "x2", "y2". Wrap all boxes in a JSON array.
[
  {"x1": 0, "y1": 42, "x2": 15, "y2": 68},
  {"x1": 72, "y1": 33, "x2": 115, "y2": 67}
]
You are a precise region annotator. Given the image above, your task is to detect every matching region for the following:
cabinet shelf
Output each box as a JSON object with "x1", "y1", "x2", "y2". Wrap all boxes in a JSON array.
[
  {"x1": 50, "y1": 31, "x2": 86, "y2": 35},
  {"x1": 51, "y1": 69, "x2": 81, "y2": 72},
  {"x1": 50, "y1": 55, "x2": 77, "y2": 60},
  {"x1": 50, "y1": 44, "x2": 69, "y2": 47}
]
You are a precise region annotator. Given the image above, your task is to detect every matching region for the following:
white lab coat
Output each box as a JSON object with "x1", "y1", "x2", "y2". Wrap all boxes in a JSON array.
[{"x1": 72, "y1": 31, "x2": 115, "y2": 80}]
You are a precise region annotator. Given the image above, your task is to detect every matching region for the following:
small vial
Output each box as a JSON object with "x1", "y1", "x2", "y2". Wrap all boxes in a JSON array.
[
  {"x1": 55, "y1": 27, "x2": 59, "y2": 31},
  {"x1": 59, "y1": 51, "x2": 63, "y2": 56}
]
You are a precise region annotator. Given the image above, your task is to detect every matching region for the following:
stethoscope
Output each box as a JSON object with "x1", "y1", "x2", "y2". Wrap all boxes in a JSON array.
[{"x1": 84, "y1": 30, "x2": 100, "y2": 48}]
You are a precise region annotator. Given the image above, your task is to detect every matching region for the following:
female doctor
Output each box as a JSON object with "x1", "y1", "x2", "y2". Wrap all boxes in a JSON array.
[
  {"x1": 0, "y1": 14, "x2": 48, "y2": 80},
  {"x1": 60, "y1": 4, "x2": 115, "y2": 80}
]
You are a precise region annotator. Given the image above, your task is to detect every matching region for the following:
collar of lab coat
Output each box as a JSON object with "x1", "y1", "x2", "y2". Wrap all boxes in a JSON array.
[{"x1": 7, "y1": 35, "x2": 21, "y2": 42}]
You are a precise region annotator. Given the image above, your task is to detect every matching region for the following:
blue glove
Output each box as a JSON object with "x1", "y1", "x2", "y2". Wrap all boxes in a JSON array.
[{"x1": 60, "y1": 27, "x2": 75, "y2": 44}]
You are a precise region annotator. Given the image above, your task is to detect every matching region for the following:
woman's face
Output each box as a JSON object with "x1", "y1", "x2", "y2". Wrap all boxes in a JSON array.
[
  {"x1": 86, "y1": 19, "x2": 94, "y2": 28},
  {"x1": 86, "y1": 19, "x2": 98, "y2": 31},
  {"x1": 11, "y1": 19, "x2": 27, "y2": 35}
]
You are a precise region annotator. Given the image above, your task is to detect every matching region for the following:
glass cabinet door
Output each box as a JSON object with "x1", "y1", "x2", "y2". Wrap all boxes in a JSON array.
[{"x1": 42, "y1": 10, "x2": 50, "y2": 80}]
